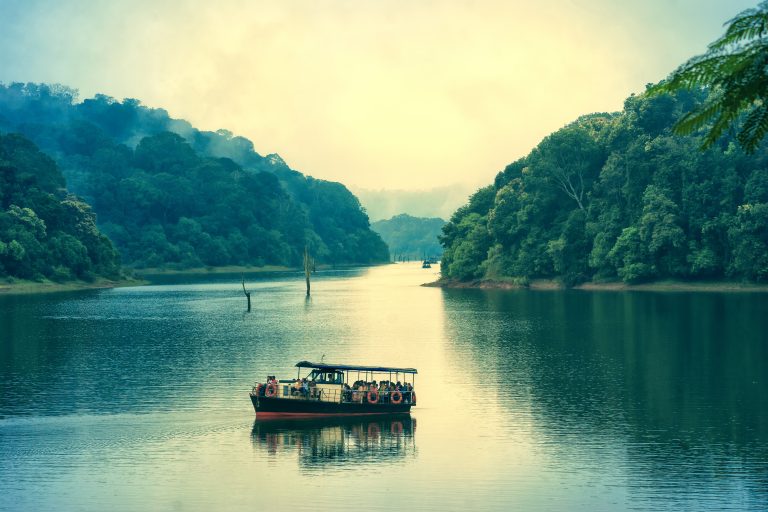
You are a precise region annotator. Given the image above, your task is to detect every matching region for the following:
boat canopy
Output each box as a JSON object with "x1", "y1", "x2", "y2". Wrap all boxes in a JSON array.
[{"x1": 295, "y1": 361, "x2": 418, "y2": 374}]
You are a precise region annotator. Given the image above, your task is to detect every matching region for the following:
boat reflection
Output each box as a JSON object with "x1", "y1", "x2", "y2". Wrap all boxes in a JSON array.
[{"x1": 251, "y1": 415, "x2": 417, "y2": 467}]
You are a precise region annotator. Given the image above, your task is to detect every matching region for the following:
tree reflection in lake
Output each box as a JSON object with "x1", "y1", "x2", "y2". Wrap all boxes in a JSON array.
[
  {"x1": 440, "y1": 288, "x2": 768, "y2": 510},
  {"x1": 251, "y1": 415, "x2": 416, "y2": 469}
]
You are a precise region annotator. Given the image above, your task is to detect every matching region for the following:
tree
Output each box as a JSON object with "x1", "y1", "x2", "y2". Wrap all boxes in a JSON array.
[
  {"x1": 647, "y1": 2, "x2": 768, "y2": 152},
  {"x1": 530, "y1": 124, "x2": 605, "y2": 211},
  {"x1": 0, "y1": 133, "x2": 122, "y2": 280}
]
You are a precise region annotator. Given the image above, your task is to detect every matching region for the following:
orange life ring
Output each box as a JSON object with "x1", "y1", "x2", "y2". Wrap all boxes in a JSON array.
[
  {"x1": 265, "y1": 382, "x2": 277, "y2": 397},
  {"x1": 367, "y1": 390, "x2": 379, "y2": 404},
  {"x1": 390, "y1": 390, "x2": 403, "y2": 404}
]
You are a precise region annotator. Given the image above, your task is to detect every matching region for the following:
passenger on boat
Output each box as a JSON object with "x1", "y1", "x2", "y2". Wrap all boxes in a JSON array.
[
  {"x1": 356, "y1": 382, "x2": 366, "y2": 403},
  {"x1": 379, "y1": 382, "x2": 389, "y2": 404}
]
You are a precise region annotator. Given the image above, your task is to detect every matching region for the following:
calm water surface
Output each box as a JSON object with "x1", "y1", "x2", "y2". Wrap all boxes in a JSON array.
[{"x1": 1, "y1": 263, "x2": 767, "y2": 511}]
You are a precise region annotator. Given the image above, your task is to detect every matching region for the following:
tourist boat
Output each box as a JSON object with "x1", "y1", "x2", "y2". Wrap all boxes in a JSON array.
[
  {"x1": 422, "y1": 260, "x2": 431, "y2": 268},
  {"x1": 250, "y1": 361, "x2": 417, "y2": 417}
]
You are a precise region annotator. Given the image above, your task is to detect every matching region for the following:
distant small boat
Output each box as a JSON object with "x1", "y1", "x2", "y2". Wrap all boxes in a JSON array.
[
  {"x1": 250, "y1": 361, "x2": 417, "y2": 418},
  {"x1": 422, "y1": 261, "x2": 431, "y2": 268}
]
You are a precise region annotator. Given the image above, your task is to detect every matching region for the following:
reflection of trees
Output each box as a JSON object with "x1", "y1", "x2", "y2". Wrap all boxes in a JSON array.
[
  {"x1": 250, "y1": 415, "x2": 416, "y2": 468},
  {"x1": 441, "y1": 289, "x2": 768, "y2": 506}
]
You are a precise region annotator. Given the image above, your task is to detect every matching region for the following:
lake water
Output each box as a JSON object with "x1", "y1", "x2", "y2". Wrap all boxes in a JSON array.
[{"x1": 1, "y1": 263, "x2": 767, "y2": 511}]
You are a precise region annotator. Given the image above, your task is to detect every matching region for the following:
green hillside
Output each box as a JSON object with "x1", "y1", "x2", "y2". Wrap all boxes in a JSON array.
[
  {"x1": 0, "y1": 83, "x2": 389, "y2": 268},
  {"x1": 0, "y1": 133, "x2": 121, "y2": 281},
  {"x1": 440, "y1": 88, "x2": 768, "y2": 285},
  {"x1": 371, "y1": 214, "x2": 444, "y2": 261}
]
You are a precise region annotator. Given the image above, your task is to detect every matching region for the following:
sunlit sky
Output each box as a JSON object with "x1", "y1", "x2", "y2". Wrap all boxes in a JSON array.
[{"x1": 0, "y1": 0, "x2": 756, "y2": 190}]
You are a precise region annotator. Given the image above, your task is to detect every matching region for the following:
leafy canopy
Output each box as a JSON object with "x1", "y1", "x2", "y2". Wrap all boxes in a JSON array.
[{"x1": 648, "y1": 2, "x2": 768, "y2": 152}]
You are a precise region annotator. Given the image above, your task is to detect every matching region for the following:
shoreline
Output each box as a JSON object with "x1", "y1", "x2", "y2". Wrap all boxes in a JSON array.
[
  {"x1": 1, "y1": 262, "x2": 393, "y2": 295},
  {"x1": 134, "y1": 262, "x2": 390, "y2": 277},
  {"x1": 0, "y1": 277, "x2": 147, "y2": 295},
  {"x1": 424, "y1": 278, "x2": 768, "y2": 293}
]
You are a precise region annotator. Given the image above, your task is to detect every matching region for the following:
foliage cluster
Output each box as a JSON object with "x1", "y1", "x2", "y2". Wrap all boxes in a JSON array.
[
  {"x1": 0, "y1": 83, "x2": 389, "y2": 268},
  {"x1": 440, "y1": 90, "x2": 768, "y2": 284},
  {"x1": 371, "y1": 214, "x2": 445, "y2": 260},
  {"x1": 648, "y1": 2, "x2": 768, "y2": 152},
  {"x1": 0, "y1": 133, "x2": 121, "y2": 281}
]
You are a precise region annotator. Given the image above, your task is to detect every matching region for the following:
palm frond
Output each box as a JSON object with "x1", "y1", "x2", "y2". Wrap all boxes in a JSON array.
[
  {"x1": 646, "y1": 2, "x2": 768, "y2": 152},
  {"x1": 711, "y1": 3, "x2": 768, "y2": 50},
  {"x1": 701, "y1": 111, "x2": 738, "y2": 149},
  {"x1": 737, "y1": 104, "x2": 768, "y2": 152},
  {"x1": 673, "y1": 101, "x2": 723, "y2": 135},
  {"x1": 648, "y1": 52, "x2": 741, "y2": 95}
]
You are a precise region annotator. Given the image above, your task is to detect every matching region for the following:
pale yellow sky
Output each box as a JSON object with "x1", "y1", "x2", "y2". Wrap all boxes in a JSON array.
[{"x1": 0, "y1": 0, "x2": 756, "y2": 190}]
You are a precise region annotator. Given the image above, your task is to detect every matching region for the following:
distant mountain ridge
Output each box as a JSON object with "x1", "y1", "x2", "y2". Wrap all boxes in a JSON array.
[
  {"x1": 371, "y1": 214, "x2": 444, "y2": 261},
  {"x1": 0, "y1": 82, "x2": 389, "y2": 268},
  {"x1": 354, "y1": 184, "x2": 475, "y2": 221}
]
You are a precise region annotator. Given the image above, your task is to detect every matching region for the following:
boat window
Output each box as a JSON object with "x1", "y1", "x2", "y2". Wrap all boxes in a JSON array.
[{"x1": 306, "y1": 369, "x2": 343, "y2": 384}]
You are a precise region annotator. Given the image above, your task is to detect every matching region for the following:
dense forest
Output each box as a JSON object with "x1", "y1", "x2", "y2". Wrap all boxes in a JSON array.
[
  {"x1": 0, "y1": 83, "x2": 389, "y2": 269},
  {"x1": 371, "y1": 214, "x2": 444, "y2": 261},
  {"x1": 440, "y1": 88, "x2": 768, "y2": 284},
  {"x1": 0, "y1": 133, "x2": 122, "y2": 281}
]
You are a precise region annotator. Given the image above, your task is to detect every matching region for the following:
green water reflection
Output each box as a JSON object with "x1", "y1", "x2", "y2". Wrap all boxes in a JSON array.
[{"x1": 440, "y1": 288, "x2": 768, "y2": 509}]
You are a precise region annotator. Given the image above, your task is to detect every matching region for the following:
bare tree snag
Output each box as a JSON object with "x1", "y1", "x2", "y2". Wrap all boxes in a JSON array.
[
  {"x1": 303, "y1": 246, "x2": 314, "y2": 296},
  {"x1": 242, "y1": 274, "x2": 251, "y2": 312}
]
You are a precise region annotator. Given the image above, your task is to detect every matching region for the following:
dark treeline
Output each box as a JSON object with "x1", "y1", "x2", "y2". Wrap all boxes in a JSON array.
[
  {"x1": 0, "y1": 83, "x2": 388, "y2": 269},
  {"x1": 371, "y1": 214, "x2": 445, "y2": 261},
  {"x1": 0, "y1": 133, "x2": 121, "y2": 281},
  {"x1": 441, "y1": 88, "x2": 768, "y2": 284}
]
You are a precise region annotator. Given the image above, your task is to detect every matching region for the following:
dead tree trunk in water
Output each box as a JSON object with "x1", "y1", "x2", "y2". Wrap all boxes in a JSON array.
[
  {"x1": 242, "y1": 275, "x2": 251, "y2": 312},
  {"x1": 303, "y1": 246, "x2": 313, "y2": 296}
]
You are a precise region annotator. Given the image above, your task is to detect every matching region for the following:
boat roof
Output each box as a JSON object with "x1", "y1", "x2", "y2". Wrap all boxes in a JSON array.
[{"x1": 295, "y1": 361, "x2": 418, "y2": 374}]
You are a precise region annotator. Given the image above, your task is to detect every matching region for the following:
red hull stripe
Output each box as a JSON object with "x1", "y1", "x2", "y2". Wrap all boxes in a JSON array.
[{"x1": 255, "y1": 411, "x2": 409, "y2": 419}]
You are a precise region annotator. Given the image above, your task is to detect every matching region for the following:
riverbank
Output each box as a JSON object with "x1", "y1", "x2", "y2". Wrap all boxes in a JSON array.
[
  {"x1": 0, "y1": 262, "x2": 386, "y2": 294},
  {"x1": 133, "y1": 262, "x2": 393, "y2": 277},
  {"x1": 425, "y1": 278, "x2": 768, "y2": 292},
  {"x1": 0, "y1": 277, "x2": 146, "y2": 295}
]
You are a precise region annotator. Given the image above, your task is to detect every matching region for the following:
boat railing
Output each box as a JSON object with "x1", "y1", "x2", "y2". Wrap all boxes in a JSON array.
[
  {"x1": 340, "y1": 389, "x2": 416, "y2": 404},
  {"x1": 252, "y1": 384, "x2": 415, "y2": 405}
]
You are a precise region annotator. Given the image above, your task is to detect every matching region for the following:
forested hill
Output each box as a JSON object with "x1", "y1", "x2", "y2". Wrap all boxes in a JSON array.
[
  {"x1": 440, "y1": 88, "x2": 768, "y2": 285},
  {"x1": 0, "y1": 83, "x2": 389, "y2": 268},
  {"x1": 371, "y1": 214, "x2": 445, "y2": 261},
  {"x1": 0, "y1": 133, "x2": 122, "y2": 281}
]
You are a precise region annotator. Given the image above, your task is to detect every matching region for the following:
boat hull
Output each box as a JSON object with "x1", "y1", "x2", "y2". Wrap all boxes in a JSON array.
[{"x1": 250, "y1": 394, "x2": 412, "y2": 417}]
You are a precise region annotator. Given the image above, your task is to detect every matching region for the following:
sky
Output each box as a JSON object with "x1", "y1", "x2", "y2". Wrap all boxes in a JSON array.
[{"x1": 0, "y1": 0, "x2": 757, "y2": 191}]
